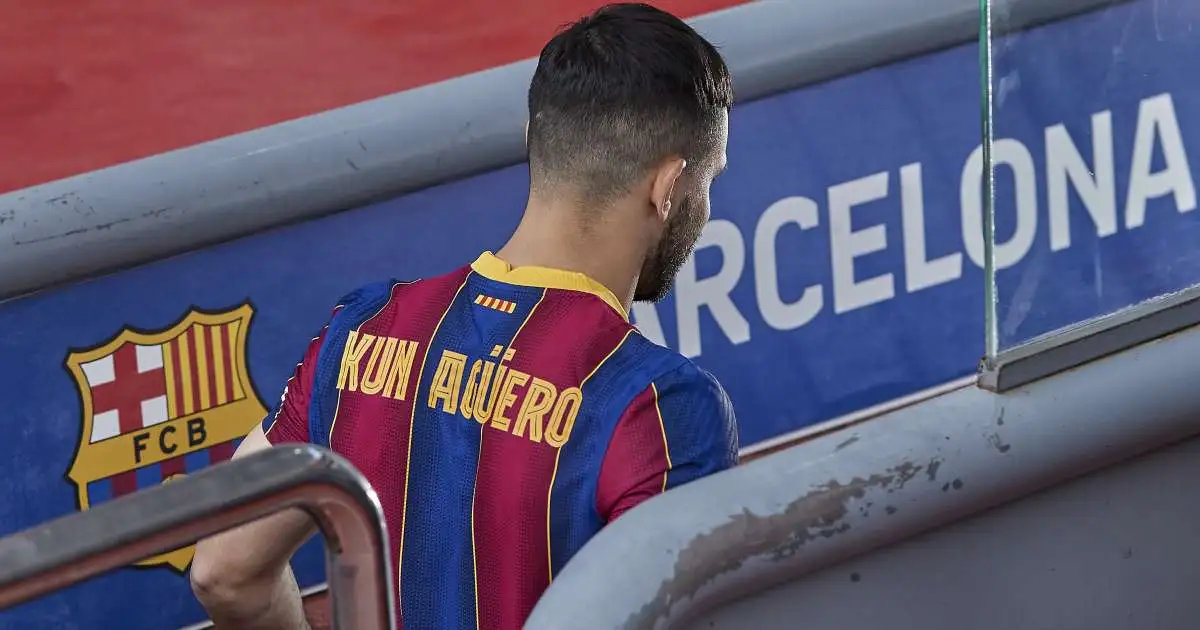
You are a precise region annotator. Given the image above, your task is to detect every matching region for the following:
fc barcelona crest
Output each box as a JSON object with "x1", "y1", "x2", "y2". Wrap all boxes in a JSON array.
[{"x1": 64, "y1": 303, "x2": 268, "y2": 572}]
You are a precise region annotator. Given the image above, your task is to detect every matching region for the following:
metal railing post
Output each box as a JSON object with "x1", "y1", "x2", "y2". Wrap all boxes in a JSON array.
[{"x1": 0, "y1": 445, "x2": 395, "y2": 630}]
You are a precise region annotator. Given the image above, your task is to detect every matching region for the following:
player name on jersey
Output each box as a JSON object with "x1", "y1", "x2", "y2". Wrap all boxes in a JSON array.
[
  {"x1": 335, "y1": 331, "x2": 419, "y2": 399},
  {"x1": 336, "y1": 332, "x2": 581, "y2": 448}
]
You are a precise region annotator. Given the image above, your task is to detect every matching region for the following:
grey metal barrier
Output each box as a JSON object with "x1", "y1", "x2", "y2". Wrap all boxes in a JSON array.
[
  {"x1": 0, "y1": 445, "x2": 395, "y2": 630},
  {"x1": 526, "y1": 314, "x2": 1200, "y2": 629}
]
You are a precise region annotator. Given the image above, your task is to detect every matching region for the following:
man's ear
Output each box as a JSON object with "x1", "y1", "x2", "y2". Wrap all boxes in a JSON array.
[
  {"x1": 525, "y1": 120, "x2": 530, "y2": 147},
  {"x1": 649, "y1": 157, "x2": 687, "y2": 221}
]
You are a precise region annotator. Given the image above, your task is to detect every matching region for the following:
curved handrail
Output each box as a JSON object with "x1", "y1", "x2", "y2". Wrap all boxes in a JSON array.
[
  {"x1": 0, "y1": 445, "x2": 394, "y2": 630},
  {"x1": 527, "y1": 319, "x2": 1200, "y2": 629}
]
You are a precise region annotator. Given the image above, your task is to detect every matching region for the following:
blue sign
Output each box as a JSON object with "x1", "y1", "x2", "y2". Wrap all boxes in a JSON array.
[{"x1": 1, "y1": 2, "x2": 1196, "y2": 627}]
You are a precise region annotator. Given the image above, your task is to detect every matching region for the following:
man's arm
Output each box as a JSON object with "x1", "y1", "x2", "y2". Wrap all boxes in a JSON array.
[
  {"x1": 190, "y1": 426, "x2": 316, "y2": 629},
  {"x1": 190, "y1": 319, "x2": 334, "y2": 629},
  {"x1": 595, "y1": 363, "x2": 739, "y2": 522}
]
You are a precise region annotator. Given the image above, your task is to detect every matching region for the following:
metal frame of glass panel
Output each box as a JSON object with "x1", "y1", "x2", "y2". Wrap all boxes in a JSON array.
[
  {"x1": 979, "y1": 0, "x2": 1200, "y2": 390},
  {"x1": 979, "y1": 284, "x2": 1200, "y2": 391}
]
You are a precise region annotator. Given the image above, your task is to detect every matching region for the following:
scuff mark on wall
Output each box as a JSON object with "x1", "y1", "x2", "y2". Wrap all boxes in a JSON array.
[{"x1": 629, "y1": 461, "x2": 928, "y2": 628}]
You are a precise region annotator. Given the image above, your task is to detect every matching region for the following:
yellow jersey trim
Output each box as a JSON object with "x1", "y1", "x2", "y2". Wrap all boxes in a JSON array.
[{"x1": 471, "y1": 252, "x2": 628, "y2": 320}]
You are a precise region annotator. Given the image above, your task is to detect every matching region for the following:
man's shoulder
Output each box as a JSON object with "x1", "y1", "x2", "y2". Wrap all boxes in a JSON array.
[
  {"x1": 332, "y1": 279, "x2": 402, "y2": 312},
  {"x1": 621, "y1": 333, "x2": 714, "y2": 380},
  {"x1": 328, "y1": 266, "x2": 474, "y2": 328},
  {"x1": 322, "y1": 279, "x2": 399, "y2": 333},
  {"x1": 611, "y1": 336, "x2": 739, "y2": 464},
  {"x1": 610, "y1": 334, "x2": 731, "y2": 408}
]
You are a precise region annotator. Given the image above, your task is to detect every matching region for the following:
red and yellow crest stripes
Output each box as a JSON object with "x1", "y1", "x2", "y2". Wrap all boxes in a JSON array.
[
  {"x1": 474, "y1": 293, "x2": 517, "y2": 314},
  {"x1": 162, "y1": 316, "x2": 251, "y2": 420},
  {"x1": 64, "y1": 303, "x2": 267, "y2": 572}
]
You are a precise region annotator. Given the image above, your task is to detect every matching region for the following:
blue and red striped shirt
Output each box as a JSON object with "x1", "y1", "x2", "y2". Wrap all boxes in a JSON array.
[{"x1": 263, "y1": 252, "x2": 739, "y2": 629}]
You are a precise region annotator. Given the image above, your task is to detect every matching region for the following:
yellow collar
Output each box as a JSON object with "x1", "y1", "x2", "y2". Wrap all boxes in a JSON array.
[{"x1": 470, "y1": 252, "x2": 628, "y2": 320}]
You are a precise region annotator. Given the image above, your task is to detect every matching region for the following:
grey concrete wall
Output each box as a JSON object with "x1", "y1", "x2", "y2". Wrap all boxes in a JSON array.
[
  {"x1": 698, "y1": 434, "x2": 1200, "y2": 630},
  {"x1": 527, "y1": 318, "x2": 1200, "y2": 629}
]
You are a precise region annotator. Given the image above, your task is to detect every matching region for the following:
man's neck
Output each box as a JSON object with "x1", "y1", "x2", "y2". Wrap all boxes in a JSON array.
[{"x1": 495, "y1": 199, "x2": 642, "y2": 312}]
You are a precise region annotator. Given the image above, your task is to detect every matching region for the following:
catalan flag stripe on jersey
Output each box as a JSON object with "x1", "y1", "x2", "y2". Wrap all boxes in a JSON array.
[{"x1": 262, "y1": 252, "x2": 738, "y2": 630}]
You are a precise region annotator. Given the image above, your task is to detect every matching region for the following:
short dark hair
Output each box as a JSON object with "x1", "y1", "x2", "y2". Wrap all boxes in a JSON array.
[{"x1": 527, "y1": 3, "x2": 734, "y2": 203}]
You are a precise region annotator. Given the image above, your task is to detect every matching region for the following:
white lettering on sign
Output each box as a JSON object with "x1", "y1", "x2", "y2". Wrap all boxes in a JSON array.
[
  {"x1": 673, "y1": 220, "x2": 750, "y2": 359},
  {"x1": 1046, "y1": 110, "x2": 1117, "y2": 252},
  {"x1": 901, "y1": 162, "x2": 962, "y2": 293},
  {"x1": 1125, "y1": 93, "x2": 1196, "y2": 229},
  {"x1": 630, "y1": 92, "x2": 1196, "y2": 359},
  {"x1": 829, "y1": 171, "x2": 893, "y2": 314},
  {"x1": 754, "y1": 197, "x2": 823, "y2": 332},
  {"x1": 961, "y1": 138, "x2": 1039, "y2": 270}
]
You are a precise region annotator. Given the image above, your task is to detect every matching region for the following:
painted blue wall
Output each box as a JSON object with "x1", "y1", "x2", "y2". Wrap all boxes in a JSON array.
[{"x1": 1, "y1": 2, "x2": 1197, "y2": 627}]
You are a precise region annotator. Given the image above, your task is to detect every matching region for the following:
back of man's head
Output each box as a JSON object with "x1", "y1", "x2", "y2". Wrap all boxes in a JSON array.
[{"x1": 527, "y1": 3, "x2": 733, "y2": 205}]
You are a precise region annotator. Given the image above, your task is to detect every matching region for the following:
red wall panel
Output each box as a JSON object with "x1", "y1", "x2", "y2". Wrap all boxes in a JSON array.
[{"x1": 0, "y1": 0, "x2": 750, "y2": 193}]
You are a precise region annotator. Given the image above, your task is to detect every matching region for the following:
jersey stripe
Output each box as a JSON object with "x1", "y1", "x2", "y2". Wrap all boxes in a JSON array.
[
  {"x1": 547, "y1": 326, "x2": 632, "y2": 580},
  {"x1": 470, "y1": 288, "x2": 547, "y2": 629},
  {"x1": 326, "y1": 283, "x2": 401, "y2": 447},
  {"x1": 403, "y1": 275, "x2": 543, "y2": 629},
  {"x1": 397, "y1": 272, "x2": 472, "y2": 627},
  {"x1": 548, "y1": 333, "x2": 684, "y2": 576},
  {"x1": 262, "y1": 304, "x2": 347, "y2": 441},
  {"x1": 467, "y1": 291, "x2": 632, "y2": 628},
  {"x1": 651, "y1": 383, "x2": 672, "y2": 493},
  {"x1": 593, "y1": 383, "x2": 674, "y2": 521}
]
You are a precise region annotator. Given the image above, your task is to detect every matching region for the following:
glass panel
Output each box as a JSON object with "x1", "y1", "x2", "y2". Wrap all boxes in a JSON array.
[{"x1": 983, "y1": 0, "x2": 1200, "y2": 354}]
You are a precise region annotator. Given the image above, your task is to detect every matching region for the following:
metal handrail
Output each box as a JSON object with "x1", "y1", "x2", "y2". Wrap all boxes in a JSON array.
[
  {"x1": 526, "y1": 318, "x2": 1200, "y2": 629},
  {"x1": 0, "y1": 445, "x2": 395, "y2": 630}
]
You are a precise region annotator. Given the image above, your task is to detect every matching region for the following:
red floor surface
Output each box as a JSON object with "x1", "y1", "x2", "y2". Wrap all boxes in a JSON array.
[{"x1": 0, "y1": 0, "x2": 750, "y2": 193}]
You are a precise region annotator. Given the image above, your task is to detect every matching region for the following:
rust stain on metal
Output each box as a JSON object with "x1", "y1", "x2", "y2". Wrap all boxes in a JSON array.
[
  {"x1": 628, "y1": 461, "x2": 926, "y2": 628},
  {"x1": 925, "y1": 457, "x2": 943, "y2": 481}
]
